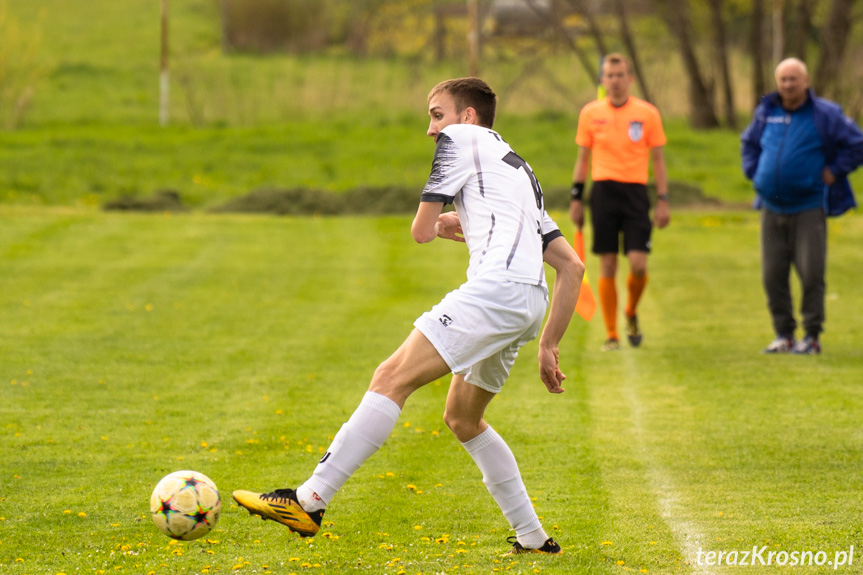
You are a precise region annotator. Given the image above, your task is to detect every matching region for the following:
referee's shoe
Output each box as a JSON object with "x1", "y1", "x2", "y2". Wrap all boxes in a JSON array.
[
  {"x1": 626, "y1": 314, "x2": 643, "y2": 347},
  {"x1": 233, "y1": 488, "x2": 323, "y2": 537}
]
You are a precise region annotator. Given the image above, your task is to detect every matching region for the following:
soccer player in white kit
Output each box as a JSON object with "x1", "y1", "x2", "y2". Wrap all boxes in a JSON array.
[{"x1": 233, "y1": 78, "x2": 584, "y2": 554}]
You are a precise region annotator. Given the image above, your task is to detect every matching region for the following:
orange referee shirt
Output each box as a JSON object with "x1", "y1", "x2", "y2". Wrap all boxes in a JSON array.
[{"x1": 575, "y1": 96, "x2": 666, "y2": 184}]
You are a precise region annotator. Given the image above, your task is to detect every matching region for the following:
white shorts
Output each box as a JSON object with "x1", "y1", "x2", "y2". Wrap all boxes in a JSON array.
[{"x1": 414, "y1": 276, "x2": 548, "y2": 393}]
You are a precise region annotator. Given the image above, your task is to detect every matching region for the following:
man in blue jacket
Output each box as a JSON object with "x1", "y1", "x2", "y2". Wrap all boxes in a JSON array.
[{"x1": 741, "y1": 57, "x2": 863, "y2": 355}]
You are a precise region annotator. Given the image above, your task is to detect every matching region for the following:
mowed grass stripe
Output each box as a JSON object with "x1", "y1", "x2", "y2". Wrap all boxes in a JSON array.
[
  {"x1": 581, "y1": 212, "x2": 863, "y2": 574},
  {"x1": 1, "y1": 208, "x2": 862, "y2": 574}
]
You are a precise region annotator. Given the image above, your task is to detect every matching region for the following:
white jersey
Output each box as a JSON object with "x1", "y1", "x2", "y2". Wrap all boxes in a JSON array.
[{"x1": 421, "y1": 123, "x2": 562, "y2": 288}]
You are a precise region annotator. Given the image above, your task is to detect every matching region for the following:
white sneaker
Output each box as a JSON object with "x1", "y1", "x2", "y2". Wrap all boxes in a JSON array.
[{"x1": 763, "y1": 337, "x2": 794, "y2": 354}]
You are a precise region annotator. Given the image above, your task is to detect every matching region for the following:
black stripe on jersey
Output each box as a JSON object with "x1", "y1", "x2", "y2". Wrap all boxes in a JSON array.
[
  {"x1": 506, "y1": 212, "x2": 526, "y2": 269},
  {"x1": 420, "y1": 192, "x2": 454, "y2": 204},
  {"x1": 480, "y1": 213, "x2": 496, "y2": 260},
  {"x1": 423, "y1": 133, "x2": 459, "y2": 198},
  {"x1": 471, "y1": 132, "x2": 485, "y2": 197},
  {"x1": 542, "y1": 229, "x2": 564, "y2": 251}
]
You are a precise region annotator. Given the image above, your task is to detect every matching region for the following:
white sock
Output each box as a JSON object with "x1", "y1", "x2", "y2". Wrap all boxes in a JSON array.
[
  {"x1": 518, "y1": 526, "x2": 550, "y2": 548},
  {"x1": 298, "y1": 391, "x2": 401, "y2": 510},
  {"x1": 462, "y1": 426, "x2": 544, "y2": 542}
]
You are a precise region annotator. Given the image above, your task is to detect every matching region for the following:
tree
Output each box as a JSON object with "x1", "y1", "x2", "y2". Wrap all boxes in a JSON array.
[
  {"x1": 707, "y1": 0, "x2": 736, "y2": 128},
  {"x1": 785, "y1": 0, "x2": 817, "y2": 62},
  {"x1": 750, "y1": 0, "x2": 767, "y2": 104},
  {"x1": 813, "y1": 0, "x2": 859, "y2": 96},
  {"x1": 654, "y1": 0, "x2": 720, "y2": 128},
  {"x1": 612, "y1": 0, "x2": 653, "y2": 104}
]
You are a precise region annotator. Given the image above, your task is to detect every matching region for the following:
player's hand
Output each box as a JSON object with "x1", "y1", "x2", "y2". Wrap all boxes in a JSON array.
[
  {"x1": 569, "y1": 200, "x2": 584, "y2": 229},
  {"x1": 654, "y1": 200, "x2": 670, "y2": 229},
  {"x1": 538, "y1": 345, "x2": 566, "y2": 394},
  {"x1": 822, "y1": 167, "x2": 836, "y2": 185},
  {"x1": 436, "y1": 211, "x2": 465, "y2": 242}
]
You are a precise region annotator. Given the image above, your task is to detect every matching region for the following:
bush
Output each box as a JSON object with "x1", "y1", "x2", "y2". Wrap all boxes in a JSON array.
[{"x1": 221, "y1": 0, "x2": 331, "y2": 53}]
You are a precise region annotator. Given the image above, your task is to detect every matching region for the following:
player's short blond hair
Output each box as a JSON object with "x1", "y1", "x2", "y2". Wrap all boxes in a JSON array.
[{"x1": 428, "y1": 77, "x2": 497, "y2": 128}]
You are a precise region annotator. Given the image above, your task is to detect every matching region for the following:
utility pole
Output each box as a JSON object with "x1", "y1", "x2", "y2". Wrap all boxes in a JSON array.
[{"x1": 160, "y1": 0, "x2": 170, "y2": 126}]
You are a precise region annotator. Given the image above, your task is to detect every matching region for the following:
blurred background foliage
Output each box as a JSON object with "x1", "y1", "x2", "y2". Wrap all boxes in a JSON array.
[
  {"x1": 3, "y1": 0, "x2": 863, "y2": 129},
  {"x1": 1, "y1": 0, "x2": 861, "y2": 209}
]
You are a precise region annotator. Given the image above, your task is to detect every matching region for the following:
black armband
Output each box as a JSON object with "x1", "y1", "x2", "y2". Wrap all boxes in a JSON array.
[{"x1": 570, "y1": 182, "x2": 585, "y2": 201}]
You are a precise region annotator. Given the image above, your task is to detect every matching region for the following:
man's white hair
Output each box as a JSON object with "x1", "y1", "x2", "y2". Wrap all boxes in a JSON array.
[{"x1": 776, "y1": 57, "x2": 808, "y2": 78}]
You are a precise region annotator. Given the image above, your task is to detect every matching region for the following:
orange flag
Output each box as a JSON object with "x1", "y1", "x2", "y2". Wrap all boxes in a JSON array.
[{"x1": 573, "y1": 230, "x2": 597, "y2": 321}]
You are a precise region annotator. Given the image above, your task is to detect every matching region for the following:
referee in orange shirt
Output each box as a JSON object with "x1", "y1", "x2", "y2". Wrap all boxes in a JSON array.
[{"x1": 569, "y1": 53, "x2": 669, "y2": 351}]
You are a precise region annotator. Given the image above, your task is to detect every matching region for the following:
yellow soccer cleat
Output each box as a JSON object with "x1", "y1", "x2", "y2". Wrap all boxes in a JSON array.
[{"x1": 232, "y1": 488, "x2": 323, "y2": 537}]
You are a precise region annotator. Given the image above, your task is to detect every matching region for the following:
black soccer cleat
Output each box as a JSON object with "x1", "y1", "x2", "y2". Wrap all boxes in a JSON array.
[
  {"x1": 232, "y1": 488, "x2": 323, "y2": 537},
  {"x1": 506, "y1": 536, "x2": 562, "y2": 555},
  {"x1": 626, "y1": 314, "x2": 642, "y2": 347}
]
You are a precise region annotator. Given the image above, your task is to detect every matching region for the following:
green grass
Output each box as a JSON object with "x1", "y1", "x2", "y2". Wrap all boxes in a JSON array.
[
  {"x1": 0, "y1": 115, "x2": 764, "y2": 209},
  {"x1": 6, "y1": 0, "x2": 861, "y2": 209},
  {"x1": 1, "y1": 207, "x2": 862, "y2": 574}
]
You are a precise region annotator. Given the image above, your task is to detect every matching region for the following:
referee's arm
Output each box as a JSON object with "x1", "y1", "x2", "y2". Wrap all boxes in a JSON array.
[
  {"x1": 651, "y1": 146, "x2": 670, "y2": 229},
  {"x1": 569, "y1": 146, "x2": 591, "y2": 229}
]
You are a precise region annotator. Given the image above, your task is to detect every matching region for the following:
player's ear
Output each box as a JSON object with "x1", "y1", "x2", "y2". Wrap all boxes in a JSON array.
[{"x1": 462, "y1": 106, "x2": 477, "y2": 125}]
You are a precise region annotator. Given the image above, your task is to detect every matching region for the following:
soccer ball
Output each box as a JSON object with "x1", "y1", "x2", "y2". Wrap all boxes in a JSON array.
[{"x1": 150, "y1": 470, "x2": 221, "y2": 540}]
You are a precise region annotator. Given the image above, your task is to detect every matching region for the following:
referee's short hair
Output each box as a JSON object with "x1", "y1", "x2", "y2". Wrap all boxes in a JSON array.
[
  {"x1": 428, "y1": 78, "x2": 497, "y2": 129},
  {"x1": 604, "y1": 53, "x2": 632, "y2": 75}
]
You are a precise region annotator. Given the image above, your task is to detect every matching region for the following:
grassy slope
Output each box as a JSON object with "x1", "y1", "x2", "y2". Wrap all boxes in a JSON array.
[
  {"x1": 0, "y1": 0, "x2": 806, "y2": 209},
  {"x1": 1, "y1": 208, "x2": 861, "y2": 574}
]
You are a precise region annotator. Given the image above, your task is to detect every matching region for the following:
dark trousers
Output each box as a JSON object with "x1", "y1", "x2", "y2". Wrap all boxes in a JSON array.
[{"x1": 760, "y1": 207, "x2": 826, "y2": 339}]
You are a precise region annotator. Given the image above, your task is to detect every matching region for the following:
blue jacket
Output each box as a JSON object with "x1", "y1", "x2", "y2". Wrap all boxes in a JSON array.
[{"x1": 741, "y1": 89, "x2": 863, "y2": 216}]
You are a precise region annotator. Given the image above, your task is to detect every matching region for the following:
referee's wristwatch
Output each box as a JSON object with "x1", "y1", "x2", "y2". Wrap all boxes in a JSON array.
[{"x1": 656, "y1": 194, "x2": 669, "y2": 202}]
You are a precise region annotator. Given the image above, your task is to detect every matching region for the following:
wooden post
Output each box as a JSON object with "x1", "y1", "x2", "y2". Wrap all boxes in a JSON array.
[
  {"x1": 467, "y1": 0, "x2": 479, "y2": 76},
  {"x1": 160, "y1": 0, "x2": 170, "y2": 127}
]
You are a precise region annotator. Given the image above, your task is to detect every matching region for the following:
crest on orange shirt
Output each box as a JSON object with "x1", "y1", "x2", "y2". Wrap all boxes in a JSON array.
[{"x1": 628, "y1": 121, "x2": 643, "y2": 142}]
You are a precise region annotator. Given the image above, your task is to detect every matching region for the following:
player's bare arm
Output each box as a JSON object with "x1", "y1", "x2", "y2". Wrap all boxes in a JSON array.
[
  {"x1": 538, "y1": 235, "x2": 584, "y2": 393},
  {"x1": 651, "y1": 146, "x2": 670, "y2": 229},
  {"x1": 411, "y1": 201, "x2": 445, "y2": 243},
  {"x1": 569, "y1": 146, "x2": 591, "y2": 229}
]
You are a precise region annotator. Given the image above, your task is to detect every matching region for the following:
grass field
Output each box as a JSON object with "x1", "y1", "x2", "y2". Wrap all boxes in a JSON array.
[{"x1": 2, "y1": 207, "x2": 862, "y2": 574}]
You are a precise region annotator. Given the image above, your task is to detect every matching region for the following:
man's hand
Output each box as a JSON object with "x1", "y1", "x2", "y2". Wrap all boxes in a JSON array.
[
  {"x1": 822, "y1": 167, "x2": 836, "y2": 186},
  {"x1": 569, "y1": 200, "x2": 584, "y2": 229},
  {"x1": 654, "y1": 200, "x2": 670, "y2": 228},
  {"x1": 539, "y1": 344, "x2": 566, "y2": 394},
  {"x1": 435, "y1": 211, "x2": 465, "y2": 242}
]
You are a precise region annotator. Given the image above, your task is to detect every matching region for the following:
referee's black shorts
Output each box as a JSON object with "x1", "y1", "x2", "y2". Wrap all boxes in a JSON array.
[{"x1": 589, "y1": 179, "x2": 652, "y2": 255}]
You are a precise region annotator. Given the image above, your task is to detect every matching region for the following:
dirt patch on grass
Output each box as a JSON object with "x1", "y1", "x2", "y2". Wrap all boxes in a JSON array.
[
  {"x1": 208, "y1": 186, "x2": 422, "y2": 215},
  {"x1": 104, "y1": 180, "x2": 721, "y2": 215},
  {"x1": 103, "y1": 190, "x2": 188, "y2": 212}
]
